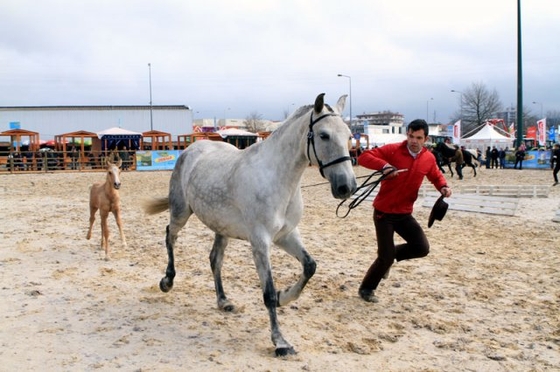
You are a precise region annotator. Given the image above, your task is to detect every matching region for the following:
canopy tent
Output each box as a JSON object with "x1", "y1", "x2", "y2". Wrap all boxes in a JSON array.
[
  {"x1": 462, "y1": 123, "x2": 513, "y2": 150},
  {"x1": 97, "y1": 127, "x2": 142, "y2": 151},
  {"x1": 0, "y1": 128, "x2": 41, "y2": 152},
  {"x1": 140, "y1": 130, "x2": 173, "y2": 150}
]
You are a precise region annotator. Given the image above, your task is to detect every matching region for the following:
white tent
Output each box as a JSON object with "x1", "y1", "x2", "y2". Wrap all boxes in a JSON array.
[
  {"x1": 216, "y1": 128, "x2": 258, "y2": 138},
  {"x1": 368, "y1": 133, "x2": 406, "y2": 148},
  {"x1": 462, "y1": 123, "x2": 513, "y2": 150}
]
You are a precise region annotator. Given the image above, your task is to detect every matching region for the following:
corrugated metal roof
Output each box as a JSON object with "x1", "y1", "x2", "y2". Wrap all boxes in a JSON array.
[{"x1": 0, "y1": 105, "x2": 190, "y2": 111}]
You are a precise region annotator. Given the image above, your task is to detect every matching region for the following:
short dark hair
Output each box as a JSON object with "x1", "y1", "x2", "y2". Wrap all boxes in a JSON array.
[{"x1": 407, "y1": 119, "x2": 429, "y2": 136}]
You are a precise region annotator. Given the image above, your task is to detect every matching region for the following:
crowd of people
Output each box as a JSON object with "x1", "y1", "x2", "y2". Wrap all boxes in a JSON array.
[{"x1": 2, "y1": 146, "x2": 135, "y2": 172}]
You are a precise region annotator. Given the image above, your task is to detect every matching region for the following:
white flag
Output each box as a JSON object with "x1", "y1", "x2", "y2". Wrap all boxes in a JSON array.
[
  {"x1": 537, "y1": 118, "x2": 547, "y2": 146},
  {"x1": 452, "y1": 120, "x2": 461, "y2": 145}
]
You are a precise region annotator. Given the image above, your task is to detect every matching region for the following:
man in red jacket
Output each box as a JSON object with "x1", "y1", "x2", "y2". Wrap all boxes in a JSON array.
[{"x1": 357, "y1": 119, "x2": 452, "y2": 303}]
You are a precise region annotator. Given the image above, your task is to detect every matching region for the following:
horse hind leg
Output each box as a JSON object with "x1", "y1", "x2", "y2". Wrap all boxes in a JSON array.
[
  {"x1": 159, "y1": 207, "x2": 191, "y2": 293},
  {"x1": 209, "y1": 233, "x2": 234, "y2": 311}
]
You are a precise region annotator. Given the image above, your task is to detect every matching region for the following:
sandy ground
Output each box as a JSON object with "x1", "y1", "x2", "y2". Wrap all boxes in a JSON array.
[{"x1": 0, "y1": 164, "x2": 559, "y2": 371}]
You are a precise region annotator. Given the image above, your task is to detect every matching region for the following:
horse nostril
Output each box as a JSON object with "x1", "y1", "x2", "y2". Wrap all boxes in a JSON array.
[{"x1": 337, "y1": 185, "x2": 350, "y2": 196}]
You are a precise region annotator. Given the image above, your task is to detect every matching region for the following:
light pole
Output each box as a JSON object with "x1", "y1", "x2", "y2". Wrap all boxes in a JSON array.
[
  {"x1": 532, "y1": 101, "x2": 543, "y2": 118},
  {"x1": 337, "y1": 74, "x2": 352, "y2": 132},
  {"x1": 148, "y1": 63, "x2": 153, "y2": 131},
  {"x1": 426, "y1": 97, "x2": 433, "y2": 122},
  {"x1": 451, "y1": 89, "x2": 463, "y2": 120}
]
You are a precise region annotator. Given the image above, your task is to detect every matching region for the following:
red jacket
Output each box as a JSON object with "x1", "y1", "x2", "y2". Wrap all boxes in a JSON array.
[{"x1": 358, "y1": 141, "x2": 448, "y2": 214}]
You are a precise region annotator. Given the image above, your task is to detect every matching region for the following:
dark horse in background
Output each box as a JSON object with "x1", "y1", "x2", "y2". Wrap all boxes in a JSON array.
[{"x1": 434, "y1": 142, "x2": 478, "y2": 180}]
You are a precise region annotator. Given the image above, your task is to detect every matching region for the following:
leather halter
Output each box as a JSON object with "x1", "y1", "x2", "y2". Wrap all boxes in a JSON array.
[{"x1": 306, "y1": 112, "x2": 352, "y2": 178}]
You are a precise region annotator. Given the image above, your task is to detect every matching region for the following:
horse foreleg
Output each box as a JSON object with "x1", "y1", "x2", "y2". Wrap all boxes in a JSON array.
[
  {"x1": 100, "y1": 211, "x2": 110, "y2": 260},
  {"x1": 274, "y1": 229, "x2": 316, "y2": 306},
  {"x1": 86, "y1": 206, "x2": 97, "y2": 240},
  {"x1": 113, "y1": 208, "x2": 127, "y2": 248},
  {"x1": 447, "y1": 164, "x2": 454, "y2": 177},
  {"x1": 252, "y1": 241, "x2": 296, "y2": 356},
  {"x1": 210, "y1": 233, "x2": 234, "y2": 311}
]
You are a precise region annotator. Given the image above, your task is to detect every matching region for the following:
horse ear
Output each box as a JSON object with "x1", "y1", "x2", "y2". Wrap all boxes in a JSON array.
[
  {"x1": 334, "y1": 95, "x2": 347, "y2": 114},
  {"x1": 314, "y1": 93, "x2": 325, "y2": 114},
  {"x1": 116, "y1": 158, "x2": 122, "y2": 168}
]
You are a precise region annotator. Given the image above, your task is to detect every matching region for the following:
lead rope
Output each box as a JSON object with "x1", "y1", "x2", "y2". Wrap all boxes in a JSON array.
[{"x1": 335, "y1": 167, "x2": 397, "y2": 218}]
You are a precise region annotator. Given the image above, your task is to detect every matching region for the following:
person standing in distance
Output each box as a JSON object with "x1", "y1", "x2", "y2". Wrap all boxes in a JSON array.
[
  {"x1": 551, "y1": 143, "x2": 560, "y2": 186},
  {"x1": 356, "y1": 119, "x2": 452, "y2": 303}
]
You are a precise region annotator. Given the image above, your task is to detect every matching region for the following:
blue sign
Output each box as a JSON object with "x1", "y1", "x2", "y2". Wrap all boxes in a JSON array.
[
  {"x1": 9, "y1": 121, "x2": 21, "y2": 129},
  {"x1": 549, "y1": 126, "x2": 556, "y2": 141}
]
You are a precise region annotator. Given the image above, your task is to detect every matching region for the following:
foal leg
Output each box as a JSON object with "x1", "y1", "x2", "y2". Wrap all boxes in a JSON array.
[
  {"x1": 209, "y1": 233, "x2": 234, "y2": 311},
  {"x1": 100, "y1": 210, "x2": 110, "y2": 260},
  {"x1": 113, "y1": 207, "x2": 127, "y2": 248},
  {"x1": 86, "y1": 206, "x2": 97, "y2": 240},
  {"x1": 251, "y1": 237, "x2": 296, "y2": 356},
  {"x1": 274, "y1": 229, "x2": 316, "y2": 306}
]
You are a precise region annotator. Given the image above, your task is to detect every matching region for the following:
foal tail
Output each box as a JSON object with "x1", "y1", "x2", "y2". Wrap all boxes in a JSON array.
[{"x1": 143, "y1": 197, "x2": 170, "y2": 215}]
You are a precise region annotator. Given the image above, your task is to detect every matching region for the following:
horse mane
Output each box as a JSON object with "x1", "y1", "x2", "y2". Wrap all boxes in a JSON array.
[{"x1": 270, "y1": 103, "x2": 336, "y2": 139}]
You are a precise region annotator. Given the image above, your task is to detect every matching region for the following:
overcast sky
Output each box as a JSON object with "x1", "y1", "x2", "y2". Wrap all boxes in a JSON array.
[{"x1": 1, "y1": 0, "x2": 558, "y2": 124}]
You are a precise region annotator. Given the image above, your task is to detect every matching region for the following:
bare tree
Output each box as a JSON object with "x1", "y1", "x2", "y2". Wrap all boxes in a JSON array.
[
  {"x1": 460, "y1": 82, "x2": 503, "y2": 135},
  {"x1": 244, "y1": 111, "x2": 266, "y2": 133}
]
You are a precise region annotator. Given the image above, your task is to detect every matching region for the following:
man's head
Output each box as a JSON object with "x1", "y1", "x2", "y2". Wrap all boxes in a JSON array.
[{"x1": 406, "y1": 119, "x2": 429, "y2": 154}]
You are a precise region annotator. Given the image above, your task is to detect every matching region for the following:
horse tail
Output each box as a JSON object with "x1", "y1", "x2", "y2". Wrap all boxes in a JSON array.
[{"x1": 143, "y1": 197, "x2": 170, "y2": 215}]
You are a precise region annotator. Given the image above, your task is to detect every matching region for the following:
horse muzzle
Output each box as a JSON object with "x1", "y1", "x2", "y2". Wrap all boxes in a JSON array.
[{"x1": 328, "y1": 172, "x2": 357, "y2": 199}]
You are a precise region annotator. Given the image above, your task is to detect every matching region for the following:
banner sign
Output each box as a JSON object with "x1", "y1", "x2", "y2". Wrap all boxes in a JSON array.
[{"x1": 136, "y1": 150, "x2": 181, "y2": 171}]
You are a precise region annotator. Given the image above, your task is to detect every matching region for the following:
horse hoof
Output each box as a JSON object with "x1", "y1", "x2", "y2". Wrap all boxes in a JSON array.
[
  {"x1": 275, "y1": 346, "x2": 296, "y2": 357},
  {"x1": 159, "y1": 277, "x2": 173, "y2": 292}
]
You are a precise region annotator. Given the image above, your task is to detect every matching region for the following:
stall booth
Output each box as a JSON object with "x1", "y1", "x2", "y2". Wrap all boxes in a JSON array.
[
  {"x1": 140, "y1": 130, "x2": 173, "y2": 150},
  {"x1": 0, "y1": 128, "x2": 41, "y2": 171},
  {"x1": 55, "y1": 130, "x2": 100, "y2": 170},
  {"x1": 176, "y1": 132, "x2": 223, "y2": 149}
]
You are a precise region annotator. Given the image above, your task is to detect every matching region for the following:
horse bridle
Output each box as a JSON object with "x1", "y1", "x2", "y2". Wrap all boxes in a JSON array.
[{"x1": 307, "y1": 113, "x2": 352, "y2": 178}]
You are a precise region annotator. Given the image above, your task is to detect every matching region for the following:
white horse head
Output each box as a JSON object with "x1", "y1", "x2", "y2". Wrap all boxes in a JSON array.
[{"x1": 306, "y1": 93, "x2": 356, "y2": 199}]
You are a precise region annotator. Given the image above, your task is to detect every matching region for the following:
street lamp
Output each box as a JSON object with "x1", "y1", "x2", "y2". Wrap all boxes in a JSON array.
[
  {"x1": 337, "y1": 74, "x2": 352, "y2": 132},
  {"x1": 532, "y1": 101, "x2": 543, "y2": 118},
  {"x1": 451, "y1": 89, "x2": 464, "y2": 120},
  {"x1": 148, "y1": 63, "x2": 153, "y2": 131},
  {"x1": 426, "y1": 97, "x2": 433, "y2": 122}
]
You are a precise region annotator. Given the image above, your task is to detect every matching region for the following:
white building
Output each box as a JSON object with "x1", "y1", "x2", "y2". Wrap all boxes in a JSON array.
[{"x1": 0, "y1": 105, "x2": 193, "y2": 140}]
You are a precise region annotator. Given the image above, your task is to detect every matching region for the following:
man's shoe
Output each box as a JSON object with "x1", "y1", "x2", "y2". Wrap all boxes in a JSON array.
[
  {"x1": 359, "y1": 289, "x2": 379, "y2": 303},
  {"x1": 554, "y1": 182, "x2": 558, "y2": 186}
]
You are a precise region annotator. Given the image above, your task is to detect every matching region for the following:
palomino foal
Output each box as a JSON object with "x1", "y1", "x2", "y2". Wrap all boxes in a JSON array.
[{"x1": 86, "y1": 159, "x2": 127, "y2": 260}]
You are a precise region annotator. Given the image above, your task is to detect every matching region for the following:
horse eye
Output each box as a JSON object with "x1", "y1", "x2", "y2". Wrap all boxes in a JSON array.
[{"x1": 319, "y1": 132, "x2": 330, "y2": 140}]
